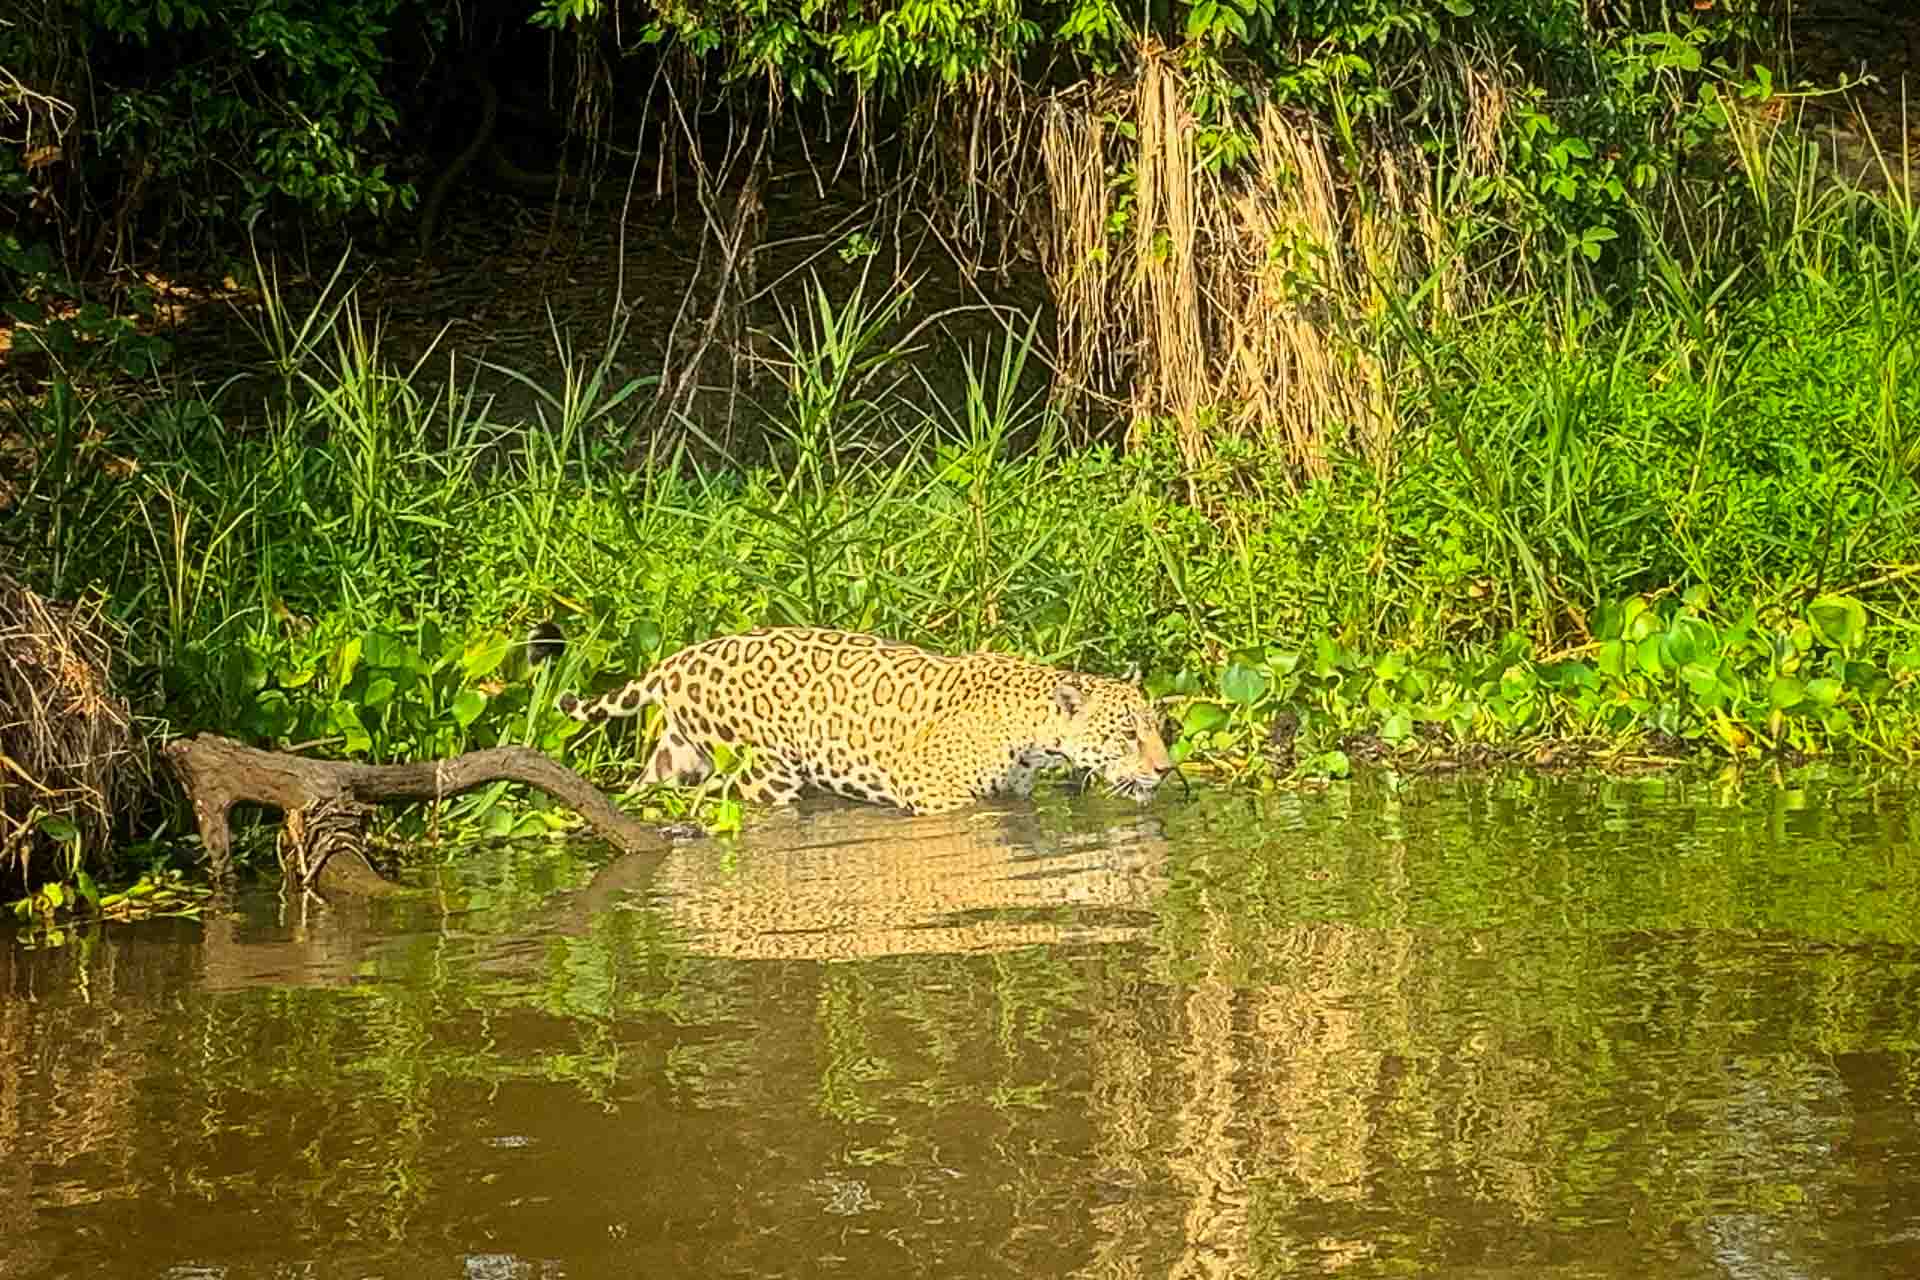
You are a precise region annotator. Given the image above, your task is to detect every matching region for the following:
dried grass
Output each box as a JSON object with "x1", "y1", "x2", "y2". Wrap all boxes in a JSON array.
[
  {"x1": 0, "y1": 573, "x2": 146, "y2": 890},
  {"x1": 1032, "y1": 43, "x2": 1529, "y2": 482}
]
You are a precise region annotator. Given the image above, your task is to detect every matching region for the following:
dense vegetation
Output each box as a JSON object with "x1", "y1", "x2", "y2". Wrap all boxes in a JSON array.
[{"x1": 4, "y1": 0, "x2": 1918, "y2": 905}]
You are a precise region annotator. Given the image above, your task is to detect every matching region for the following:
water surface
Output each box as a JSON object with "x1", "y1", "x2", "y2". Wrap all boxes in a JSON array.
[{"x1": 6, "y1": 773, "x2": 1920, "y2": 1278}]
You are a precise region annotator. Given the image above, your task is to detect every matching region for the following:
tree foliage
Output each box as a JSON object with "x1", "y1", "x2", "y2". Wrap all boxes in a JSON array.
[{"x1": 0, "y1": 0, "x2": 1782, "y2": 272}]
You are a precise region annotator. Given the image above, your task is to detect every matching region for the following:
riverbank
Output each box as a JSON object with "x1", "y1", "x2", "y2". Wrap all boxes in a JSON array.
[{"x1": 6, "y1": 169, "x2": 1920, "y2": 902}]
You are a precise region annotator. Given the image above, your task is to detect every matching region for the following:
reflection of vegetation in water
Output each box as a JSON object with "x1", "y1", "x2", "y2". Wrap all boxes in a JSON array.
[
  {"x1": 1146, "y1": 775, "x2": 1920, "y2": 1271},
  {"x1": 5, "y1": 777, "x2": 1918, "y2": 1274}
]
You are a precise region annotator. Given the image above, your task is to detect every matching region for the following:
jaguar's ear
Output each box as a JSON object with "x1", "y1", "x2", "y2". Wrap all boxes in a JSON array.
[{"x1": 1053, "y1": 680, "x2": 1088, "y2": 718}]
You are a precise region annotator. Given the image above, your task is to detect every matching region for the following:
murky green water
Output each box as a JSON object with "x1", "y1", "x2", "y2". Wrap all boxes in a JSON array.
[{"x1": 7, "y1": 773, "x2": 1920, "y2": 1279}]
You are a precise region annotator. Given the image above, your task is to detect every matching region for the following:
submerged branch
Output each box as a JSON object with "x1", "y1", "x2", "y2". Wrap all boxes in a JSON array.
[{"x1": 163, "y1": 734, "x2": 665, "y2": 886}]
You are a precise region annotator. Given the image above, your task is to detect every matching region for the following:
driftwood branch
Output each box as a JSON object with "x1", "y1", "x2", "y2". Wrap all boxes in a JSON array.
[{"x1": 163, "y1": 734, "x2": 666, "y2": 885}]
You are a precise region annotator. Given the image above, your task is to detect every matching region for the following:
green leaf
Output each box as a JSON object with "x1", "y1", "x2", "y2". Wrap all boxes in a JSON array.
[
  {"x1": 224, "y1": 647, "x2": 269, "y2": 699},
  {"x1": 1842, "y1": 660, "x2": 1891, "y2": 699},
  {"x1": 39, "y1": 815, "x2": 81, "y2": 843},
  {"x1": 75, "y1": 869, "x2": 101, "y2": 909},
  {"x1": 361, "y1": 629, "x2": 414, "y2": 670},
  {"x1": 1806, "y1": 594, "x2": 1867, "y2": 651},
  {"x1": 1681, "y1": 663, "x2": 1720, "y2": 701},
  {"x1": 1182, "y1": 702, "x2": 1230, "y2": 734},
  {"x1": 248, "y1": 688, "x2": 295, "y2": 739},
  {"x1": 462, "y1": 635, "x2": 510, "y2": 679},
  {"x1": 1660, "y1": 627, "x2": 1698, "y2": 668},
  {"x1": 330, "y1": 701, "x2": 372, "y2": 754},
  {"x1": 451, "y1": 689, "x2": 487, "y2": 728},
  {"x1": 279, "y1": 661, "x2": 319, "y2": 689},
  {"x1": 1220, "y1": 662, "x2": 1268, "y2": 706},
  {"x1": 1538, "y1": 660, "x2": 1599, "y2": 690},
  {"x1": 1637, "y1": 635, "x2": 1667, "y2": 678},
  {"x1": 1381, "y1": 711, "x2": 1412, "y2": 743},
  {"x1": 363, "y1": 676, "x2": 397, "y2": 709},
  {"x1": 1803, "y1": 677, "x2": 1843, "y2": 708},
  {"x1": 1768, "y1": 676, "x2": 1806, "y2": 710}
]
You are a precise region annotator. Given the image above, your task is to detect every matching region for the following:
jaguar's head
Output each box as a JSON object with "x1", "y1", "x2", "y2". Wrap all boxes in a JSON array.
[{"x1": 1050, "y1": 676, "x2": 1174, "y2": 803}]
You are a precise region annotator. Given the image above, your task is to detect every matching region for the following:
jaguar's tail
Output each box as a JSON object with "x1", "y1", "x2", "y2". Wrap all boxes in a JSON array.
[
  {"x1": 557, "y1": 680, "x2": 655, "y2": 724},
  {"x1": 531, "y1": 619, "x2": 659, "y2": 724},
  {"x1": 525, "y1": 620, "x2": 567, "y2": 669}
]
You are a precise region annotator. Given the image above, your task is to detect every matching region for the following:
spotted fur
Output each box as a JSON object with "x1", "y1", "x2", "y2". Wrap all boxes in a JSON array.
[{"x1": 557, "y1": 627, "x2": 1173, "y2": 813}]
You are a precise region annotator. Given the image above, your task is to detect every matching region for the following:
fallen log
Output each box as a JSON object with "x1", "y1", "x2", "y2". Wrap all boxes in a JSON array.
[{"x1": 163, "y1": 734, "x2": 666, "y2": 887}]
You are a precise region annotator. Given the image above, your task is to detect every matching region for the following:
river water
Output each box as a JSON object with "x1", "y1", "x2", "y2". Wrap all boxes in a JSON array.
[{"x1": 5, "y1": 773, "x2": 1919, "y2": 1279}]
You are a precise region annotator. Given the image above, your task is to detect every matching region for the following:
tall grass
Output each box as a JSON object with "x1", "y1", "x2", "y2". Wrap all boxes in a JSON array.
[{"x1": 3, "y1": 101, "x2": 1916, "y2": 818}]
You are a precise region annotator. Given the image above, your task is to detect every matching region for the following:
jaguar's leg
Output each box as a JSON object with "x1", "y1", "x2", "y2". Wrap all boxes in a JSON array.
[
  {"x1": 731, "y1": 756, "x2": 804, "y2": 807},
  {"x1": 638, "y1": 715, "x2": 714, "y2": 789}
]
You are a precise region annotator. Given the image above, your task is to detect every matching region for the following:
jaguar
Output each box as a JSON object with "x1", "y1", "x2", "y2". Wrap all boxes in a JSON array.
[{"x1": 554, "y1": 626, "x2": 1173, "y2": 814}]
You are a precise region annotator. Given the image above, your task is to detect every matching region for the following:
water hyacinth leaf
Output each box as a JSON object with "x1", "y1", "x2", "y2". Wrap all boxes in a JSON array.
[
  {"x1": 331, "y1": 701, "x2": 373, "y2": 754},
  {"x1": 1182, "y1": 702, "x2": 1230, "y2": 734},
  {"x1": 278, "y1": 661, "x2": 319, "y2": 689},
  {"x1": 1842, "y1": 661, "x2": 1891, "y2": 698},
  {"x1": 1806, "y1": 595, "x2": 1867, "y2": 651},
  {"x1": 249, "y1": 688, "x2": 294, "y2": 738},
  {"x1": 1597, "y1": 640, "x2": 1629, "y2": 679},
  {"x1": 463, "y1": 635, "x2": 510, "y2": 679},
  {"x1": 1637, "y1": 635, "x2": 1666, "y2": 678},
  {"x1": 1374, "y1": 652, "x2": 1409, "y2": 682},
  {"x1": 39, "y1": 815, "x2": 81, "y2": 844},
  {"x1": 1661, "y1": 626, "x2": 1698, "y2": 668},
  {"x1": 1627, "y1": 602, "x2": 1663, "y2": 642},
  {"x1": 1804, "y1": 677, "x2": 1843, "y2": 708},
  {"x1": 1679, "y1": 616, "x2": 1719, "y2": 655},
  {"x1": 361, "y1": 629, "x2": 410, "y2": 670},
  {"x1": 1592, "y1": 601, "x2": 1625, "y2": 641},
  {"x1": 75, "y1": 869, "x2": 100, "y2": 908},
  {"x1": 1539, "y1": 660, "x2": 1599, "y2": 689},
  {"x1": 224, "y1": 647, "x2": 269, "y2": 700},
  {"x1": 363, "y1": 676, "x2": 397, "y2": 709},
  {"x1": 633, "y1": 619, "x2": 664, "y2": 655},
  {"x1": 1683, "y1": 663, "x2": 1720, "y2": 700},
  {"x1": 1381, "y1": 711, "x2": 1413, "y2": 743},
  {"x1": 1720, "y1": 609, "x2": 1757, "y2": 654},
  {"x1": 451, "y1": 689, "x2": 487, "y2": 728},
  {"x1": 1220, "y1": 662, "x2": 1268, "y2": 706}
]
